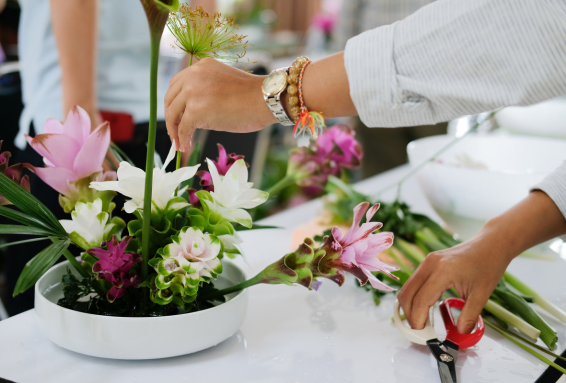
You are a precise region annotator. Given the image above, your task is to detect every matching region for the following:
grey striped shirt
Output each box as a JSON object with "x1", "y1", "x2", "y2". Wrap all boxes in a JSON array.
[{"x1": 343, "y1": 0, "x2": 566, "y2": 229}]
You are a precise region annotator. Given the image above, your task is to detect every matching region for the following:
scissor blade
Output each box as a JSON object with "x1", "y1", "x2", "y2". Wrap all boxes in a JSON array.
[{"x1": 438, "y1": 362, "x2": 457, "y2": 383}]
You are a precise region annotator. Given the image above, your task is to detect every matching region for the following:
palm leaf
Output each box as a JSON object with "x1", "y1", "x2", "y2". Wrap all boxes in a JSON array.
[
  {"x1": 13, "y1": 239, "x2": 71, "y2": 296},
  {"x1": 0, "y1": 173, "x2": 65, "y2": 235},
  {"x1": 0, "y1": 206, "x2": 56, "y2": 232},
  {"x1": 0, "y1": 237, "x2": 54, "y2": 249},
  {"x1": 0, "y1": 224, "x2": 58, "y2": 236}
]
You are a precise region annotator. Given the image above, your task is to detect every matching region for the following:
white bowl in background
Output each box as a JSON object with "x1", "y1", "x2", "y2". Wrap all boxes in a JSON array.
[
  {"x1": 407, "y1": 134, "x2": 566, "y2": 240},
  {"x1": 35, "y1": 260, "x2": 248, "y2": 360},
  {"x1": 495, "y1": 98, "x2": 566, "y2": 140}
]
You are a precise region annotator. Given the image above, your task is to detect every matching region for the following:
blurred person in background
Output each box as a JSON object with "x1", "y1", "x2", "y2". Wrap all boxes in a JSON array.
[{"x1": 334, "y1": 0, "x2": 445, "y2": 178}]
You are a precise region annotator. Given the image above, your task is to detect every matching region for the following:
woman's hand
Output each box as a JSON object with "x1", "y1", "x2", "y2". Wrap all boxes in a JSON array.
[
  {"x1": 164, "y1": 58, "x2": 276, "y2": 152},
  {"x1": 398, "y1": 190, "x2": 566, "y2": 334},
  {"x1": 398, "y1": 227, "x2": 512, "y2": 334}
]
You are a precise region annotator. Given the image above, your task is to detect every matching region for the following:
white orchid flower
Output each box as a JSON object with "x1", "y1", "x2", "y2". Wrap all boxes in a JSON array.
[
  {"x1": 203, "y1": 158, "x2": 268, "y2": 228},
  {"x1": 218, "y1": 231, "x2": 244, "y2": 258},
  {"x1": 59, "y1": 198, "x2": 108, "y2": 249},
  {"x1": 90, "y1": 141, "x2": 199, "y2": 213}
]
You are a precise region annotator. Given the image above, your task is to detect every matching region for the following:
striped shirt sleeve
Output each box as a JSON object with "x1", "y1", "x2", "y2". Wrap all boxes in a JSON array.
[
  {"x1": 344, "y1": 0, "x2": 566, "y2": 128},
  {"x1": 532, "y1": 162, "x2": 566, "y2": 240}
]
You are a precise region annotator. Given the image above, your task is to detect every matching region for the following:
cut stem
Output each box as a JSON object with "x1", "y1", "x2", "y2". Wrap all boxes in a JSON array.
[
  {"x1": 504, "y1": 272, "x2": 566, "y2": 324},
  {"x1": 197, "y1": 275, "x2": 262, "y2": 302},
  {"x1": 484, "y1": 298, "x2": 541, "y2": 340},
  {"x1": 485, "y1": 320, "x2": 566, "y2": 375}
]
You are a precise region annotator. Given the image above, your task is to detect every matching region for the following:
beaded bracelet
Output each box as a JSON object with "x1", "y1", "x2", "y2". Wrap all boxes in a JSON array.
[
  {"x1": 287, "y1": 56, "x2": 308, "y2": 122},
  {"x1": 292, "y1": 59, "x2": 326, "y2": 141}
]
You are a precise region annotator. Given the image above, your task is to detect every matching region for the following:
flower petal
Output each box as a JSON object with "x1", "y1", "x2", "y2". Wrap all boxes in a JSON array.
[
  {"x1": 26, "y1": 134, "x2": 81, "y2": 171},
  {"x1": 64, "y1": 105, "x2": 91, "y2": 144},
  {"x1": 162, "y1": 140, "x2": 177, "y2": 170},
  {"x1": 24, "y1": 164, "x2": 78, "y2": 195},
  {"x1": 73, "y1": 122, "x2": 110, "y2": 178},
  {"x1": 43, "y1": 118, "x2": 64, "y2": 135}
]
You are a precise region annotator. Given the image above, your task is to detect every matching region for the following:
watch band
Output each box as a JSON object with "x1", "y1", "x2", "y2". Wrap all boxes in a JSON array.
[{"x1": 264, "y1": 68, "x2": 294, "y2": 126}]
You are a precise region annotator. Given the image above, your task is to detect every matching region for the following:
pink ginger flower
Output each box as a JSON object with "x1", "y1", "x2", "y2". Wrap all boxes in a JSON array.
[
  {"x1": 311, "y1": 13, "x2": 335, "y2": 34},
  {"x1": 24, "y1": 105, "x2": 113, "y2": 196},
  {"x1": 0, "y1": 141, "x2": 30, "y2": 205},
  {"x1": 88, "y1": 235, "x2": 142, "y2": 302},
  {"x1": 317, "y1": 202, "x2": 398, "y2": 291}
]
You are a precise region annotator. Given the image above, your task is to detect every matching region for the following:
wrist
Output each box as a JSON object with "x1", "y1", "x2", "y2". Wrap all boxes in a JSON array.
[
  {"x1": 251, "y1": 75, "x2": 278, "y2": 127},
  {"x1": 479, "y1": 216, "x2": 524, "y2": 263}
]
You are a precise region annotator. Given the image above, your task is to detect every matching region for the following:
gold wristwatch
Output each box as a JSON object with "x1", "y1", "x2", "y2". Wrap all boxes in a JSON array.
[{"x1": 262, "y1": 67, "x2": 294, "y2": 126}]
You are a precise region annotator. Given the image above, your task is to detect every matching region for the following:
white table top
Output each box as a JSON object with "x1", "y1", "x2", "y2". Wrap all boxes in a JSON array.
[{"x1": 1, "y1": 164, "x2": 565, "y2": 383}]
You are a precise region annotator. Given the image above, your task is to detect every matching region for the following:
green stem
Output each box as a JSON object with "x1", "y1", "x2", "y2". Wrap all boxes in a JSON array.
[
  {"x1": 266, "y1": 175, "x2": 296, "y2": 197},
  {"x1": 62, "y1": 249, "x2": 89, "y2": 279},
  {"x1": 141, "y1": 37, "x2": 161, "y2": 280},
  {"x1": 197, "y1": 275, "x2": 262, "y2": 302},
  {"x1": 174, "y1": 54, "x2": 194, "y2": 196},
  {"x1": 485, "y1": 320, "x2": 566, "y2": 375}
]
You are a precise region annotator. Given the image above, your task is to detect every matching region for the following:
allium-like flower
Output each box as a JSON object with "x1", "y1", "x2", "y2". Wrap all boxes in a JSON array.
[
  {"x1": 197, "y1": 144, "x2": 246, "y2": 192},
  {"x1": 150, "y1": 227, "x2": 222, "y2": 305},
  {"x1": 201, "y1": 158, "x2": 268, "y2": 228},
  {"x1": 90, "y1": 141, "x2": 199, "y2": 213},
  {"x1": 88, "y1": 236, "x2": 142, "y2": 302},
  {"x1": 167, "y1": 4, "x2": 248, "y2": 63},
  {"x1": 24, "y1": 106, "x2": 112, "y2": 196},
  {"x1": 59, "y1": 198, "x2": 109, "y2": 250},
  {"x1": 328, "y1": 202, "x2": 398, "y2": 291},
  {"x1": 0, "y1": 141, "x2": 30, "y2": 205}
]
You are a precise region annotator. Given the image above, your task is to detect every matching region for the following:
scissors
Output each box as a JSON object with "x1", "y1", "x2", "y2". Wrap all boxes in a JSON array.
[{"x1": 393, "y1": 298, "x2": 485, "y2": 383}]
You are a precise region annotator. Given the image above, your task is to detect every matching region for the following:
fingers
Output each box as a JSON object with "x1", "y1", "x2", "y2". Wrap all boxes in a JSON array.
[
  {"x1": 398, "y1": 256, "x2": 437, "y2": 328},
  {"x1": 409, "y1": 275, "x2": 450, "y2": 330},
  {"x1": 457, "y1": 292, "x2": 487, "y2": 334},
  {"x1": 164, "y1": 76, "x2": 183, "y2": 110},
  {"x1": 177, "y1": 107, "x2": 196, "y2": 152},
  {"x1": 165, "y1": 92, "x2": 189, "y2": 150}
]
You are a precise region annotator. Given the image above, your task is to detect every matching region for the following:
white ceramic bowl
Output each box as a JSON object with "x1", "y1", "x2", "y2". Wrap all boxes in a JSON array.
[
  {"x1": 407, "y1": 134, "x2": 566, "y2": 240},
  {"x1": 495, "y1": 97, "x2": 566, "y2": 140},
  {"x1": 35, "y1": 260, "x2": 248, "y2": 360}
]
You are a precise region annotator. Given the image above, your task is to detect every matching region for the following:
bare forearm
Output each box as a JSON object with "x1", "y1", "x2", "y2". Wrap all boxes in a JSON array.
[
  {"x1": 483, "y1": 191, "x2": 566, "y2": 261},
  {"x1": 50, "y1": 0, "x2": 98, "y2": 122}
]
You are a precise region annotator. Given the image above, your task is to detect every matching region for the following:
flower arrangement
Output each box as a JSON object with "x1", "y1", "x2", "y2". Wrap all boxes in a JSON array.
[{"x1": 0, "y1": 1, "x2": 395, "y2": 318}]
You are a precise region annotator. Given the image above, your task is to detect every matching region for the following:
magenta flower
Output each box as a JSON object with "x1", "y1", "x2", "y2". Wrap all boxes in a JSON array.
[
  {"x1": 330, "y1": 202, "x2": 398, "y2": 291},
  {"x1": 0, "y1": 141, "x2": 30, "y2": 205},
  {"x1": 315, "y1": 202, "x2": 398, "y2": 291},
  {"x1": 88, "y1": 235, "x2": 142, "y2": 302},
  {"x1": 286, "y1": 124, "x2": 362, "y2": 192},
  {"x1": 24, "y1": 105, "x2": 112, "y2": 196},
  {"x1": 311, "y1": 13, "x2": 335, "y2": 34},
  {"x1": 196, "y1": 144, "x2": 247, "y2": 192}
]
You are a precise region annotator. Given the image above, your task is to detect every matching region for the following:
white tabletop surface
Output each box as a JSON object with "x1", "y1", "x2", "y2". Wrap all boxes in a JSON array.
[{"x1": 1, "y1": 164, "x2": 565, "y2": 383}]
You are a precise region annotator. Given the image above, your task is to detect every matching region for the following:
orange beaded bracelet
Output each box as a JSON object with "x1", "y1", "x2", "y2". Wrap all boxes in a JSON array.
[{"x1": 292, "y1": 58, "x2": 325, "y2": 140}]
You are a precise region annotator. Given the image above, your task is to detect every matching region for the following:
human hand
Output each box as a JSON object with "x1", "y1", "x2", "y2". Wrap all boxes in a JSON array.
[
  {"x1": 398, "y1": 190, "x2": 566, "y2": 334},
  {"x1": 397, "y1": 226, "x2": 513, "y2": 334},
  {"x1": 164, "y1": 58, "x2": 276, "y2": 152}
]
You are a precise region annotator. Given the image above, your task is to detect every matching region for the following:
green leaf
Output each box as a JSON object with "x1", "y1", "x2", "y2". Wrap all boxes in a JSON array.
[
  {"x1": 235, "y1": 223, "x2": 282, "y2": 231},
  {"x1": 109, "y1": 141, "x2": 135, "y2": 166},
  {"x1": 0, "y1": 206, "x2": 56, "y2": 233},
  {"x1": 0, "y1": 224, "x2": 57, "y2": 236},
  {"x1": 0, "y1": 173, "x2": 66, "y2": 235},
  {"x1": 154, "y1": 0, "x2": 179, "y2": 12},
  {"x1": 13, "y1": 239, "x2": 71, "y2": 296},
  {"x1": 180, "y1": 143, "x2": 201, "y2": 190},
  {"x1": 0, "y1": 236, "x2": 54, "y2": 249}
]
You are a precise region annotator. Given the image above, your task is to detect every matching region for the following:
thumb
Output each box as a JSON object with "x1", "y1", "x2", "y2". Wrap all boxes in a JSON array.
[{"x1": 457, "y1": 293, "x2": 487, "y2": 334}]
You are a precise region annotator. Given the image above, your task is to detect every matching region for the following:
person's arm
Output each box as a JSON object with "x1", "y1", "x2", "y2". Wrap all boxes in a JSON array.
[
  {"x1": 398, "y1": 188, "x2": 566, "y2": 334},
  {"x1": 165, "y1": 0, "x2": 566, "y2": 151},
  {"x1": 50, "y1": 0, "x2": 101, "y2": 128}
]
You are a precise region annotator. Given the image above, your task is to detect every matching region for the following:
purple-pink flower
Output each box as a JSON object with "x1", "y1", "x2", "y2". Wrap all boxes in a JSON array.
[
  {"x1": 24, "y1": 105, "x2": 113, "y2": 196},
  {"x1": 0, "y1": 141, "x2": 30, "y2": 205},
  {"x1": 331, "y1": 202, "x2": 398, "y2": 291},
  {"x1": 197, "y1": 144, "x2": 246, "y2": 192},
  {"x1": 88, "y1": 235, "x2": 142, "y2": 302},
  {"x1": 287, "y1": 124, "x2": 363, "y2": 190}
]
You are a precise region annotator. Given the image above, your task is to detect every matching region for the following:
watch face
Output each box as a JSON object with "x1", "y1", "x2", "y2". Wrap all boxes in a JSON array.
[{"x1": 262, "y1": 71, "x2": 287, "y2": 96}]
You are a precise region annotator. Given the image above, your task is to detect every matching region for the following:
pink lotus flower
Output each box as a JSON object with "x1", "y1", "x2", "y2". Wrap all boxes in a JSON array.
[
  {"x1": 0, "y1": 141, "x2": 30, "y2": 205},
  {"x1": 197, "y1": 144, "x2": 246, "y2": 192},
  {"x1": 88, "y1": 235, "x2": 142, "y2": 302},
  {"x1": 24, "y1": 106, "x2": 112, "y2": 196},
  {"x1": 330, "y1": 202, "x2": 398, "y2": 291}
]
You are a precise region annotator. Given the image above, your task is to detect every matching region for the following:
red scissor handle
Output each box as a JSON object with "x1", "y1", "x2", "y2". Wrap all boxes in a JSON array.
[{"x1": 439, "y1": 298, "x2": 484, "y2": 349}]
